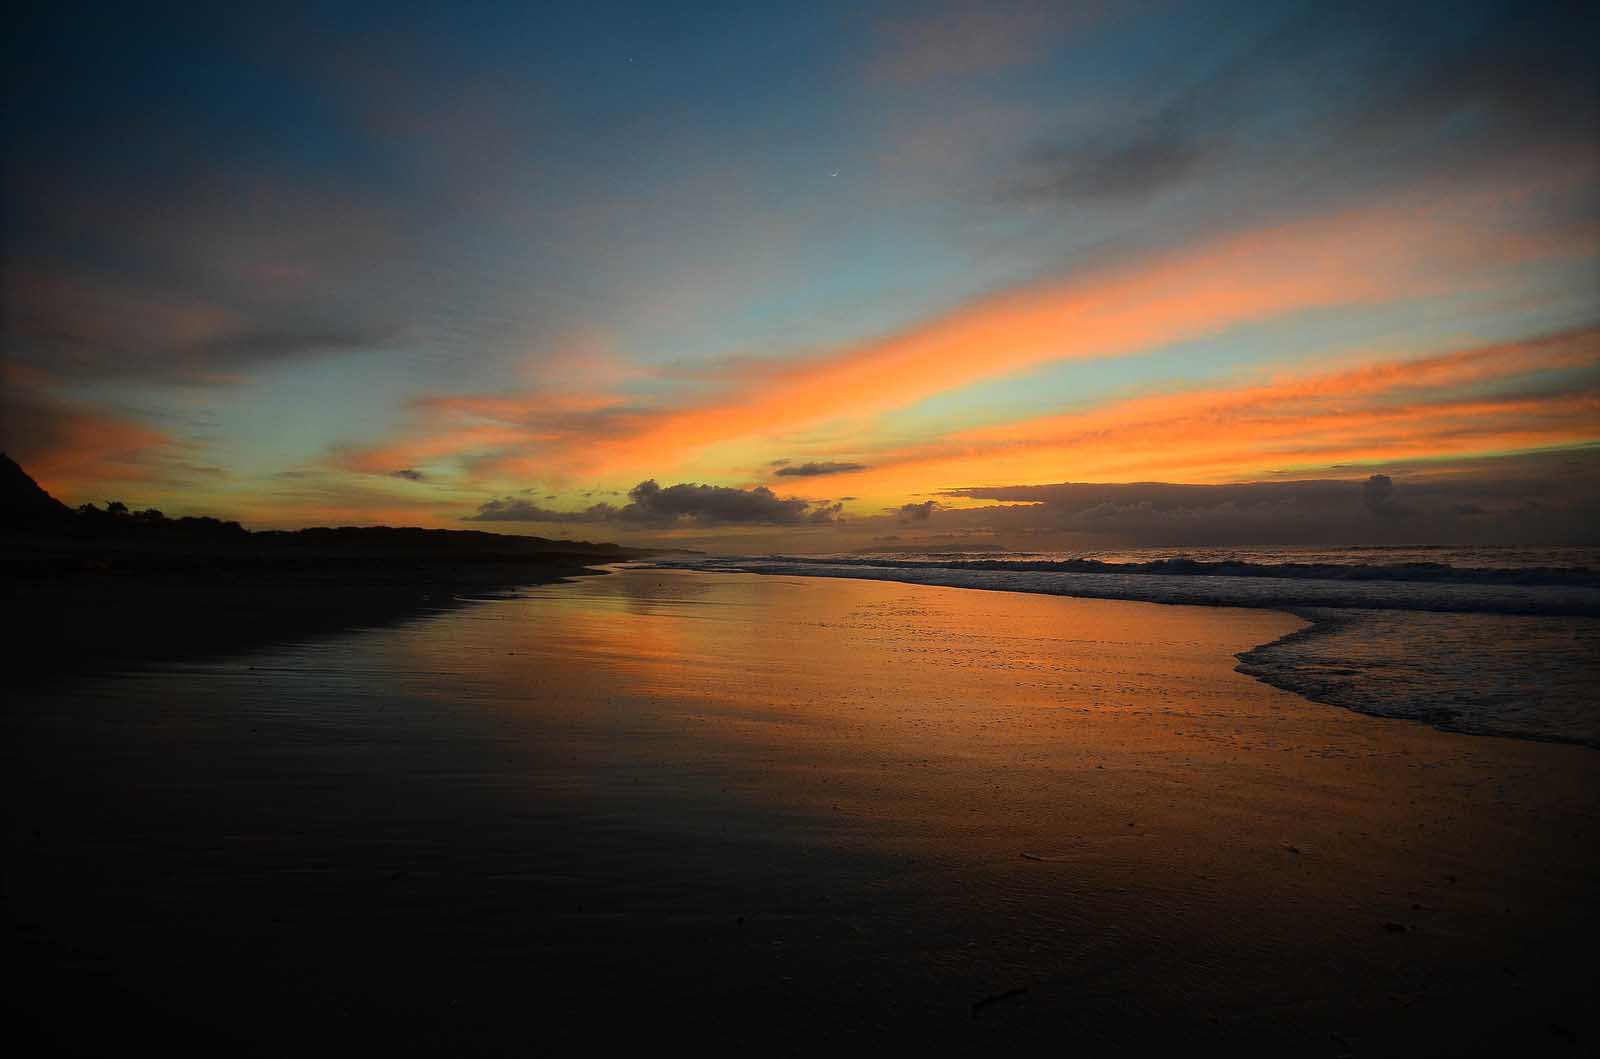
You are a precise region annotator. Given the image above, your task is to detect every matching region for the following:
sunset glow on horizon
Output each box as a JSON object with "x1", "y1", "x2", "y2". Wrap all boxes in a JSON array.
[{"x1": 5, "y1": 1, "x2": 1596, "y2": 550}]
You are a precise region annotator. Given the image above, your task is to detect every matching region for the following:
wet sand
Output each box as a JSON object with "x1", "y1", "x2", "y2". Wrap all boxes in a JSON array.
[
  {"x1": 5, "y1": 568, "x2": 1596, "y2": 1055},
  {"x1": 0, "y1": 550, "x2": 618, "y2": 685}
]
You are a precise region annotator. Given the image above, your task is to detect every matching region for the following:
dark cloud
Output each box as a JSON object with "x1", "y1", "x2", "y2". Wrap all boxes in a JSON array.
[
  {"x1": 1340, "y1": 14, "x2": 1598, "y2": 146},
  {"x1": 1011, "y1": 108, "x2": 1207, "y2": 203},
  {"x1": 621, "y1": 480, "x2": 841, "y2": 525},
  {"x1": 774, "y1": 461, "x2": 869, "y2": 477},
  {"x1": 897, "y1": 500, "x2": 939, "y2": 522},
  {"x1": 390, "y1": 468, "x2": 426, "y2": 481},
  {"x1": 3, "y1": 31, "x2": 409, "y2": 386},
  {"x1": 1362, "y1": 474, "x2": 1404, "y2": 518},
  {"x1": 1, "y1": 265, "x2": 394, "y2": 384},
  {"x1": 1009, "y1": 2, "x2": 1597, "y2": 207},
  {"x1": 936, "y1": 452, "x2": 1600, "y2": 546},
  {"x1": 466, "y1": 497, "x2": 619, "y2": 523},
  {"x1": 468, "y1": 480, "x2": 843, "y2": 526}
]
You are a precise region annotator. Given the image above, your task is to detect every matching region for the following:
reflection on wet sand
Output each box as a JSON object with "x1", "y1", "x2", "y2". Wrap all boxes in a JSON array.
[{"x1": 6, "y1": 568, "x2": 1596, "y2": 1055}]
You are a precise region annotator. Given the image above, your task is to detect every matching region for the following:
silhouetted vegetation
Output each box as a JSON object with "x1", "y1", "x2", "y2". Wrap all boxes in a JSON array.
[
  {"x1": 1, "y1": 453, "x2": 645, "y2": 685},
  {"x1": 1, "y1": 453, "x2": 630, "y2": 557},
  {"x1": 67, "y1": 497, "x2": 249, "y2": 541}
]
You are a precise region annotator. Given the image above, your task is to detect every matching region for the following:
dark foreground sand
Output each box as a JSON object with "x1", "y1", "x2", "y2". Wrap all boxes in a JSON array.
[
  {"x1": 4, "y1": 568, "x2": 1596, "y2": 1056},
  {"x1": 0, "y1": 549, "x2": 613, "y2": 684}
]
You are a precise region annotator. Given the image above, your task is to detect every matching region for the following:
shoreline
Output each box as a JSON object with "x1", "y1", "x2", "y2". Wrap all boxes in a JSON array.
[
  {"x1": 1235, "y1": 607, "x2": 1599, "y2": 751},
  {"x1": 656, "y1": 561, "x2": 1600, "y2": 749},
  {"x1": 655, "y1": 554, "x2": 1600, "y2": 615}
]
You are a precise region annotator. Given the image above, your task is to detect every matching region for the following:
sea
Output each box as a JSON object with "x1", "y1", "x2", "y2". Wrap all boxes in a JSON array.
[{"x1": 654, "y1": 546, "x2": 1600, "y2": 747}]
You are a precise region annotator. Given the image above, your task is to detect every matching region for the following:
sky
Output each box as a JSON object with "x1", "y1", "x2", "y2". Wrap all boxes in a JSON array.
[{"x1": 3, "y1": 0, "x2": 1597, "y2": 551}]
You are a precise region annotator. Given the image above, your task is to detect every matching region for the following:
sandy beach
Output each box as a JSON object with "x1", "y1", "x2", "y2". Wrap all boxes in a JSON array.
[
  {"x1": 5, "y1": 567, "x2": 1596, "y2": 1056},
  {"x1": 0, "y1": 535, "x2": 631, "y2": 685}
]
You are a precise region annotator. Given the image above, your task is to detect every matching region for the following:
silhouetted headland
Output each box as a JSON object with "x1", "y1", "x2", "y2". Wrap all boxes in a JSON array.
[{"x1": 1, "y1": 454, "x2": 647, "y2": 684}]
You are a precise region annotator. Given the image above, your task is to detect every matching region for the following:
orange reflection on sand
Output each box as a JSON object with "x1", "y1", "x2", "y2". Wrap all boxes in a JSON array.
[
  {"x1": 401, "y1": 568, "x2": 1308, "y2": 827},
  {"x1": 267, "y1": 566, "x2": 1598, "y2": 1050},
  {"x1": 387, "y1": 565, "x2": 1600, "y2": 954}
]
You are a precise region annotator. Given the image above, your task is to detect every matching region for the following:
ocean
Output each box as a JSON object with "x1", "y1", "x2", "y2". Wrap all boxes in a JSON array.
[{"x1": 655, "y1": 546, "x2": 1600, "y2": 747}]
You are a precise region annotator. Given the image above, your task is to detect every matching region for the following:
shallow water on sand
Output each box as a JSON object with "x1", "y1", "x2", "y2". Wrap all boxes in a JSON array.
[
  {"x1": 6, "y1": 568, "x2": 1597, "y2": 1056},
  {"x1": 667, "y1": 551, "x2": 1600, "y2": 745},
  {"x1": 1238, "y1": 608, "x2": 1600, "y2": 746}
]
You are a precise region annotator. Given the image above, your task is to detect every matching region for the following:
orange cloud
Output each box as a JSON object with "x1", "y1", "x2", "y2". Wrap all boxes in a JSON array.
[
  {"x1": 814, "y1": 327, "x2": 1600, "y2": 495},
  {"x1": 0, "y1": 362, "x2": 179, "y2": 501},
  {"x1": 584, "y1": 214, "x2": 1403, "y2": 470},
  {"x1": 331, "y1": 390, "x2": 636, "y2": 480},
  {"x1": 330, "y1": 184, "x2": 1590, "y2": 497}
]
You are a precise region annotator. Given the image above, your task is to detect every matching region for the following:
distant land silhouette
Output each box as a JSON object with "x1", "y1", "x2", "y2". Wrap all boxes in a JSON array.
[
  {"x1": 0, "y1": 454, "x2": 646, "y2": 683},
  {"x1": 1, "y1": 453, "x2": 630, "y2": 554},
  {"x1": 0, "y1": 453, "x2": 74, "y2": 524}
]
